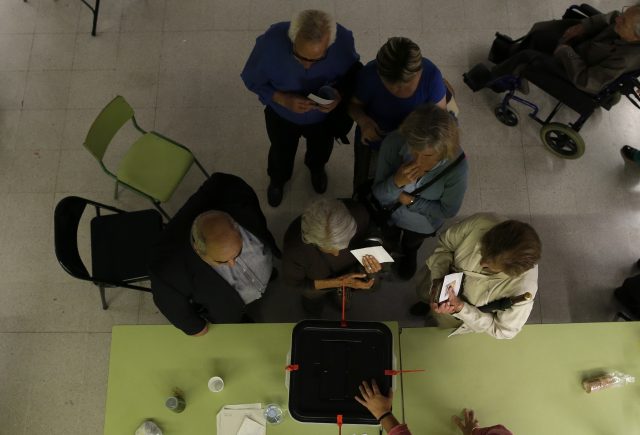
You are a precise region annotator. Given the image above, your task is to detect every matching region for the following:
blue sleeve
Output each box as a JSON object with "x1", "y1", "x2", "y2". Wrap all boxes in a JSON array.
[
  {"x1": 354, "y1": 64, "x2": 374, "y2": 104},
  {"x1": 425, "y1": 62, "x2": 447, "y2": 103},
  {"x1": 241, "y1": 34, "x2": 277, "y2": 105},
  {"x1": 409, "y1": 158, "x2": 468, "y2": 221},
  {"x1": 372, "y1": 133, "x2": 404, "y2": 205}
]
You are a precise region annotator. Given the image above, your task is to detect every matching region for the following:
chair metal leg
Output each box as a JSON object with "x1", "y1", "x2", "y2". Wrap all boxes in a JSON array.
[
  {"x1": 99, "y1": 285, "x2": 109, "y2": 310},
  {"x1": 114, "y1": 180, "x2": 119, "y2": 200},
  {"x1": 79, "y1": 0, "x2": 101, "y2": 36},
  {"x1": 194, "y1": 158, "x2": 209, "y2": 178},
  {"x1": 152, "y1": 201, "x2": 170, "y2": 220}
]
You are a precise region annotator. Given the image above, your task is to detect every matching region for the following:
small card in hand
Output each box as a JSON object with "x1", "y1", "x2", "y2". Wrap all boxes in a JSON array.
[{"x1": 438, "y1": 272, "x2": 464, "y2": 303}]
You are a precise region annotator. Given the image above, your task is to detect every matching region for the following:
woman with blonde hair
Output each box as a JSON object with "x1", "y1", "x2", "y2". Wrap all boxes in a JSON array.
[{"x1": 372, "y1": 104, "x2": 467, "y2": 280}]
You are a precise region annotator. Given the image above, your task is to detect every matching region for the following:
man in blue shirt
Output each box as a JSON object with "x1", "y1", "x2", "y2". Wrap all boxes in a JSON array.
[
  {"x1": 349, "y1": 37, "x2": 447, "y2": 194},
  {"x1": 241, "y1": 10, "x2": 360, "y2": 207}
]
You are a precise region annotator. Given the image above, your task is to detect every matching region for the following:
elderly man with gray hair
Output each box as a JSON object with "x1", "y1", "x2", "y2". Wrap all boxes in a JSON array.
[
  {"x1": 241, "y1": 10, "x2": 360, "y2": 207},
  {"x1": 149, "y1": 173, "x2": 280, "y2": 336},
  {"x1": 282, "y1": 198, "x2": 382, "y2": 316}
]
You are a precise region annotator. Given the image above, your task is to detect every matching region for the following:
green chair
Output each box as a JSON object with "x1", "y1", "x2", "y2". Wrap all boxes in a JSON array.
[{"x1": 83, "y1": 95, "x2": 208, "y2": 219}]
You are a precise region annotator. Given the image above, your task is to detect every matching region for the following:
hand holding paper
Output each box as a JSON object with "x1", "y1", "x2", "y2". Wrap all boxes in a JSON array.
[
  {"x1": 350, "y1": 246, "x2": 394, "y2": 266},
  {"x1": 438, "y1": 272, "x2": 463, "y2": 303}
]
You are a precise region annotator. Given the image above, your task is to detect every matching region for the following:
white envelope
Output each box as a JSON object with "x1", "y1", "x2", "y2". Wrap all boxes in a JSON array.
[
  {"x1": 350, "y1": 246, "x2": 395, "y2": 265},
  {"x1": 216, "y1": 404, "x2": 265, "y2": 435},
  {"x1": 236, "y1": 416, "x2": 265, "y2": 435},
  {"x1": 438, "y1": 272, "x2": 464, "y2": 303}
]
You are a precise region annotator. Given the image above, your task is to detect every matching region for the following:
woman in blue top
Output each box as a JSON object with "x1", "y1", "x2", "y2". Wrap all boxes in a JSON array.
[
  {"x1": 372, "y1": 104, "x2": 468, "y2": 280},
  {"x1": 349, "y1": 37, "x2": 448, "y2": 194}
]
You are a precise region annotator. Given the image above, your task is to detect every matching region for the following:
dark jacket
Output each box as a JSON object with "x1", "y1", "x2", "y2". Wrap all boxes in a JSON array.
[
  {"x1": 282, "y1": 200, "x2": 370, "y2": 295},
  {"x1": 149, "y1": 173, "x2": 280, "y2": 335}
]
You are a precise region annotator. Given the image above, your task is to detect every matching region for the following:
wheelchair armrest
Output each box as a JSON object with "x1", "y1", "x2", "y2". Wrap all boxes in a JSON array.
[{"x1": 562, "y1": 3, "x2": 602, "y2": 20}]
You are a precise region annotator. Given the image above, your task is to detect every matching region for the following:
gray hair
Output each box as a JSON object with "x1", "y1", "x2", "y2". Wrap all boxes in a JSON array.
[
  {"x1": 399, "y1": 104, "x2": 460, "y2": 160},
  {"x1": 288, "y1": 9, "x2": 336, "y2": 44},
  {"x1": 376, "y1": 37, "x2": 423, "y2": 83},
  {"x1": 633, "y1": 4, "x2": 640, "y2": 38},
  {"x1": 301, "y1": 198, "x2": 357, "y2": 251},
  {"x1": 190, "y1": 211, "x2": 235, "y2": 256}
]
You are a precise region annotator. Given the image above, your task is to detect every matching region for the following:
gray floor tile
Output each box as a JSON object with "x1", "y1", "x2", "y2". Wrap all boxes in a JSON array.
[
  {"x1": 29, "y1": 33, "x2": 77, "y2": 71},
  {"x1": 23, "y1": 70, "x2": 71, "y2": 110},
  {"x1": 0, "y1": 34, "x2": 33, "y2": 71},
  {"x1": 0, "y1": 71, "x2": 28, "y2": 110},
  {"x1": 13, "y1": 109, "x2": 66, "y2": 150},
  {"x1": 72, "y1": 32, "x2": 119, "y2": 70}
]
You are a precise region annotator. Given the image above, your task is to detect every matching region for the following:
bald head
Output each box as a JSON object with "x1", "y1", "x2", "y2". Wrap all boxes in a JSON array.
[{"x1": 191, "y1": 211, "x2": 242, "y2": 266}]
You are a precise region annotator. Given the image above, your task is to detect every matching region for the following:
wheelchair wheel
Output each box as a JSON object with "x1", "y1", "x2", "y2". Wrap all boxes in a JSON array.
[
  {"x1": 494, "y1": 105, "x2": 518, "y2": 126},
  {"x1": 539, "y1": 123, "x2": 585, "y2": 159}
]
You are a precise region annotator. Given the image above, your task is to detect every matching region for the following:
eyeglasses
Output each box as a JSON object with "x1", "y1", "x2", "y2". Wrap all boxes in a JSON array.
[{"x1": 292, "y1": 48, "x2": 327, "y2": 63}]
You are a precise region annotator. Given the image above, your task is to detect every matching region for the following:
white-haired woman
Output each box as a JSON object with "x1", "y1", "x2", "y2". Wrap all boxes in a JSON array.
[
  {"x1": 282, "y1": 198, "x2": 382, "y2": 316},
  {"x1": 372, "y1": 104, "x2": 468, "y2": 281}
]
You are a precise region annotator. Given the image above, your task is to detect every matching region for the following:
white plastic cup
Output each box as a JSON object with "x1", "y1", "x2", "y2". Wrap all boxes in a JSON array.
[{"x1": 208, "y1": 376, "x2": 224, "y2": 393}]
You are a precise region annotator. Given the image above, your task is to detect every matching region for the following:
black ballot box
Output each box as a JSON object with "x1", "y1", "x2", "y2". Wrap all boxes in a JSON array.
[{"x1": 288, "y1": 320, "x2": 393, "y2": 425}]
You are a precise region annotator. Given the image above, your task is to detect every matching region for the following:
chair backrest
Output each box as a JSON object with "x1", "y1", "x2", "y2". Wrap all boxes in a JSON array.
[
  {"x1": 83, "y1": 95, "x2": 135, "y2": 162},
  {"x1": 54, "y1": 196, "x2": 92, "y2": 281}
]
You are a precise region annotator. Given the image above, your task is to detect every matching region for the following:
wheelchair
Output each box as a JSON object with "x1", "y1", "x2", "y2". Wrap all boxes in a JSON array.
[{"x1": 468, "y1": 4, "x2": 640, "y2": 159}]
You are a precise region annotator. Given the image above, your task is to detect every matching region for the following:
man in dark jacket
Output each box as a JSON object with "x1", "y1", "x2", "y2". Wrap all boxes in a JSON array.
[{"x1": 149, "y1": 173, "x2": 280, "y2": 336}]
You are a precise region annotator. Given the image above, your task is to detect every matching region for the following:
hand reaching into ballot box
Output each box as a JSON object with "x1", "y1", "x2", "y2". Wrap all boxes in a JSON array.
[{"x1": 355, "y1": 380, "x2": 403, "y2": 434}]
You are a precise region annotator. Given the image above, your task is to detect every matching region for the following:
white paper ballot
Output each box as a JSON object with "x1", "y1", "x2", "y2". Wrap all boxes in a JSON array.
[
  {"x1": 307, "y1": 86, "x2": 336, "y2": 105},
  {"x1": 236, "y1": 416, "x2": 265, "y2": 435},
  {"x1": 216, "y1": 404, "x2": 265, "y2": 435},
  {"x1": 350, "y1": 246, "x2": 394, "y2": 265},
  {"x1": 438, "y1": 272, "x2": 464, "y2": 303}
]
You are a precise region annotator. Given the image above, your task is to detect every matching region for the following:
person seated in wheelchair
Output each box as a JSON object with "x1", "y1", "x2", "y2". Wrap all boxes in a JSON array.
[{"x1": 465, "y1": 4, "x2": 640, "y2": 94}]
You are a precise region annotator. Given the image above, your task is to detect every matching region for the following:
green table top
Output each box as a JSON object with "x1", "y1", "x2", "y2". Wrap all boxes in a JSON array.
[
  {"x1": 104, "y1": 323, "x2": 402, "y2": 435},
  {"x1": 400, "y1": 322, "x2": 640, "y2": 435}
]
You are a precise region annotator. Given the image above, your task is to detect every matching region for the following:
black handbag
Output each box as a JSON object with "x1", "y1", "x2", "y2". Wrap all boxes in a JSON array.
[{"x1": 356, "y1": 152, "x2": 466, "y2": 230}]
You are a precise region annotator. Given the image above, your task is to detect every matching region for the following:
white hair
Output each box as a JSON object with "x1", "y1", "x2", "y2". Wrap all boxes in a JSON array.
[
  {"x1": 288, "y1": 9, "x2": 336, "y2": 45},
  {"x1": 301, "y1": 198, "x2": 357, "y2": 251}
]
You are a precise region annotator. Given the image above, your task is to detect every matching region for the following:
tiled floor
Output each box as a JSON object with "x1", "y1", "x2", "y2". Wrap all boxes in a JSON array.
[{"x1": 0, "y1": 0, "x2": 639, "y2": 433}]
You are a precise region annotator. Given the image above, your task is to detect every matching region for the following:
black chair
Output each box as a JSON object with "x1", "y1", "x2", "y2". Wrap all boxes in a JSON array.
[
  {"x1": 467, "y1": 4, "x2": 640, "y2": 159},
  {"x1": 54, "y1": 196, "x2": 163, "y2": 309}
]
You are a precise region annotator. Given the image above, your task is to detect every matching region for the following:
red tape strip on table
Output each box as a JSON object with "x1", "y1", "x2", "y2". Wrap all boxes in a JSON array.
[
  {"x1": 384, "y1": 369, "x2": 426, "y2": 376},
  {"x1": 340, "y1": 285, "x2": 347, "y2": 328},
  {"x1": 337, "y1": 414, "x2": 343, "y2": 435}
]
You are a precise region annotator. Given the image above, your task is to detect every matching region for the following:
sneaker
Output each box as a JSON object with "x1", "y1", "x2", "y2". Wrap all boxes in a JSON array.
[
  {"x1": 621, "y1": 145, "x2": 640, "y2": 164},
  {"x1": 409, "y1": 301, "x2": 430, "y2": 317},
  {"x1": 311, "y1": 169, "x2": 328, "y2": 194},
  {"x1": 267, "y1": 182, "x2": 283, "y2": 207}
]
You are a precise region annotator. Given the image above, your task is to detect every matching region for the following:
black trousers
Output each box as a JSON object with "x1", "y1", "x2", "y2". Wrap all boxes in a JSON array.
[
  {"x1": 264, "y1": 106, "x2": 334, "y2": 186},
  {"x1": 385, "y1": 225, "x2": 436, "y2": 257},
  {"x1": 352, "y1": 138, "x2": 380, "y2": 195},
  {"x1": 492, "y1": 19, "x2": 581, "y2": 78}
]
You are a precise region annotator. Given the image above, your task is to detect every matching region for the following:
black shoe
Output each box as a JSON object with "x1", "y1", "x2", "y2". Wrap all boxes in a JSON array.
[
  {"x1": 310, "y1": 169, "x2": 328, "y2": 194},
  {"x1": 409, "y1": 301, "x2": 430, "y2": 316},
  {"x1": 395, "y1": 255, "x2": 417, "y2": 281},
  {"x1": 267, "y1": 182, "x2": 283, "y2": 207},
  {"x1": 463, "y1": 63, "x2": 493, "y2": 92},
  {"x1": 621, "y1": 145, "x2": 639, "y2": 163}
]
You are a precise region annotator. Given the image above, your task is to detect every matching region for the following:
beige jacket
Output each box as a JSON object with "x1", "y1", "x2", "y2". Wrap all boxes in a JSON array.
[{"x1": 426, "y1": 213, "x2": 538, "y2": 339}]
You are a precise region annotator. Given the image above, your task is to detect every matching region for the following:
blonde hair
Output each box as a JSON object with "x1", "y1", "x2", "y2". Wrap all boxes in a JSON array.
[
  {"x1": 399, "y1": 104, "x2": 460, "y2": 160},
  {"x1": 376, "y1": 37, "x2": 423, "y2": 83},
  {"x1": 301, "y1": 199, "x2": 357, "y2": 251},
  {"x1": 288, "y1": 10, "x2": 336, "y2": 44}
]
